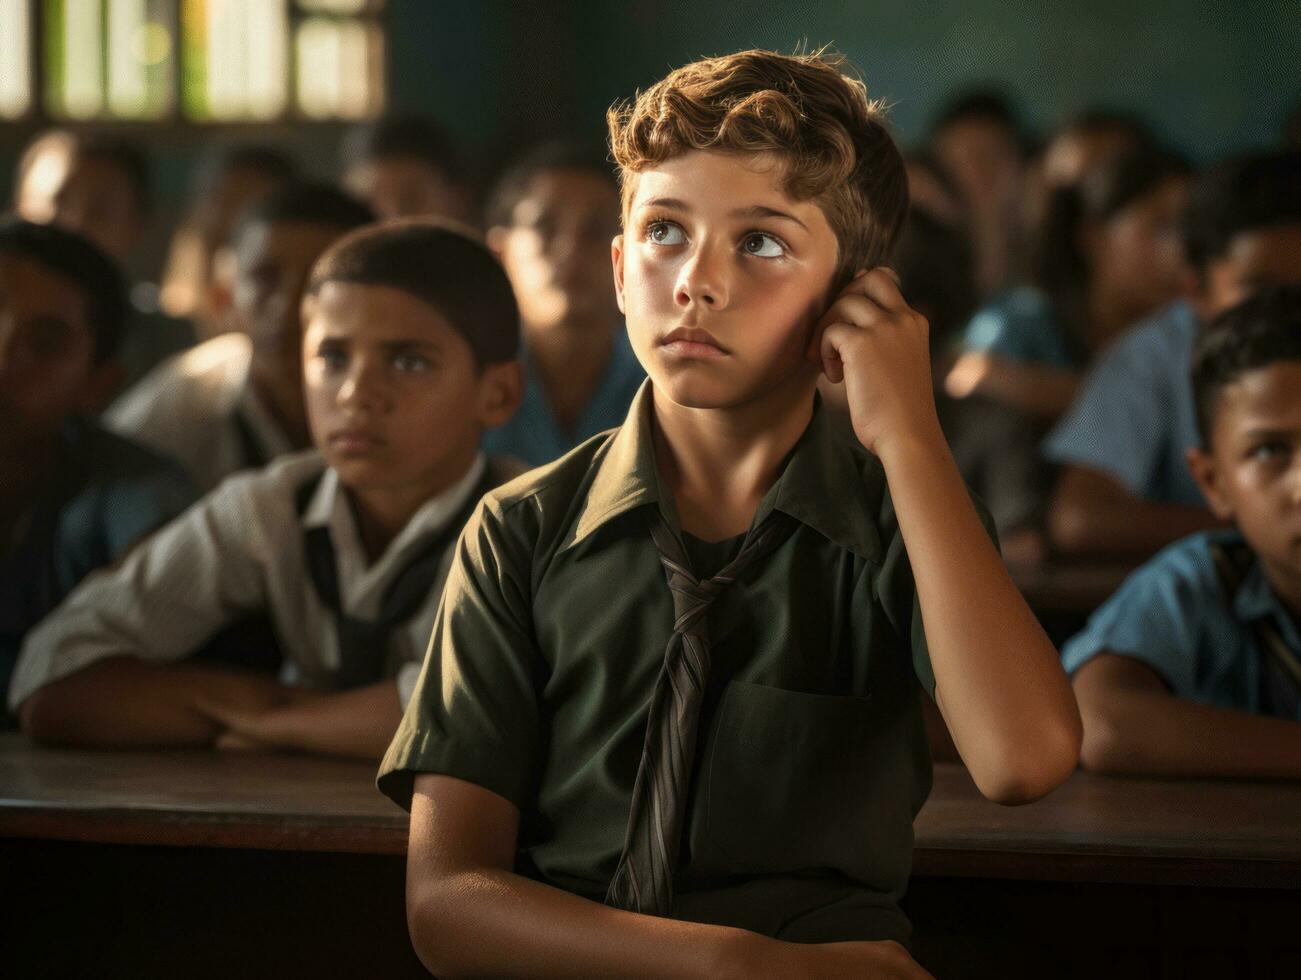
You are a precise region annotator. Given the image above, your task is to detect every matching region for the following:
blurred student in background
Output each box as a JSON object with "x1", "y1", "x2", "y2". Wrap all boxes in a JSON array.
[
  {"x1": 108, "y1": 184, "x2": 374, "y2": 491},
  {"x1": 1046, "y1": 150, "x2": 1301, "y2": 559},
  {"x1": 13, "y1": 130, "x2": 195, "y2": 392},
  {"x1": 159, "y1": 144, "x2": 300, "y2": 342},
  {"x1": 343, "y1": 114, "x2": 476, "y2": 225},
  {"x1": 483, "y1": 142, "x2": 643, "y2": 467},
  {"x1": 947, "y1": 144, "x2": 1191, "y2": 418},
  {"x1": 929, "y1": 89, "x2": 1028, "y2": 298},
  {"x1": 0, "y1": 220, "x2": 195, "y2": 727}
]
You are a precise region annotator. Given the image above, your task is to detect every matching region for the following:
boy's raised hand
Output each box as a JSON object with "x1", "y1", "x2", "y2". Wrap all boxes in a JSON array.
[{"x1": 810, "y1": 268, "x2": 943, "y2": 460}]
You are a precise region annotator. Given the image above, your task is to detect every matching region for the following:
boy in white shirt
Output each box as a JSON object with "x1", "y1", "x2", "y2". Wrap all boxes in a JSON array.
[{"x1": 13, "y1": 221, "x2": 524, "y2": 760}]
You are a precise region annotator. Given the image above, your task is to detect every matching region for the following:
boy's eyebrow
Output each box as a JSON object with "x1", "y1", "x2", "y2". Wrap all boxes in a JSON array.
[
  {"x1": 732, "y1": 205, "x2": 809, "y2": 231},
  {"x1": 380, "y1": 338, "x2": 443, "y2": 352},
  {"x1": 639, "y1": 197, "x2": 808, "y2": 231}
]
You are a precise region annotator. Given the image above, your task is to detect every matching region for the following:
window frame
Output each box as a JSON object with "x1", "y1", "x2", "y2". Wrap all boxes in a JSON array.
[{"x1": 1, "y1": 0, "x2": 388, "y2": 125}]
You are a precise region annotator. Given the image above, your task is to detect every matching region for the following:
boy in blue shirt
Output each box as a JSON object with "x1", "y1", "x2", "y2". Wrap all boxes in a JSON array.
[
  {"x1": 484, "y1": 142, "x2": 644, "y2": 465},
  {"x1": 0, "y1": 220, "x2": 195, "y2": 727},
  {"x1": 382, "y1": 49, "x2": 1080, "y2": 977},
  {"x1": 1067, "y1": 286, "x2": 1301, "y2": 777}
]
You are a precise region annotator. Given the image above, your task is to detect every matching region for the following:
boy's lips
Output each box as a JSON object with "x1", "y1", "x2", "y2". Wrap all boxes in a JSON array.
[
  {"x1": 327, "y1": 430, "x2": 386, "y2": 455},
  {"x1": 658, "y1": 326, "x2": 729, "y2": 358}
]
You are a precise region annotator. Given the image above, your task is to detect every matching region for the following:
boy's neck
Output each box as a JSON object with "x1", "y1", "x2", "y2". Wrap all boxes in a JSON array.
[
  {"x1": 651, "y1": 376, "x2": 816, "y2": 542},
  {"x1": 343, "y1": 441, "x2": 481, "y2": 565},
  {"x1": 525, "y1": 316, "x2": 616, "y2": 434},
  {"x1": 1260, "y1": 555, "x2": 1301, "y2": 625}
]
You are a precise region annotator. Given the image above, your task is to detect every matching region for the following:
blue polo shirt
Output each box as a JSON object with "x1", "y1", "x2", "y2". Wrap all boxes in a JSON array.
[
  {"x1": 0, "y1": 420, "x2": 196, "y2": 727},
  {"x1": 1061, "y1": 529, "x2": 1301, "y2": 719},
  {"x1": 961, "y1": 286, "x2": 1081, "y2": 369},
  {"x1": 1042, "y1": 300, "x2": 1204, "y2": 505},
  {"x1": 484, "y1": 327, "x2": 645, "y2": 468}
]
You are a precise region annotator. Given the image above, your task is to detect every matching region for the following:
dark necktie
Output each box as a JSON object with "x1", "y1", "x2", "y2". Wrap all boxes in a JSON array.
[
  {"x1": 300, "y1": 470, "x2": 494, "y2": 689},
  {"x1": 605, "y1": 508, "x2": 794, "y2": 915}
]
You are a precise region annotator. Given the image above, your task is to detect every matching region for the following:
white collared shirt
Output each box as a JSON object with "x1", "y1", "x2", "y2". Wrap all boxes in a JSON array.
[
  {"x1": 10, "y1": 450, "x2": 511, "y2": 711},
  {"x1": 105, "y1": 332, "x2": 294, "y2": 492}
]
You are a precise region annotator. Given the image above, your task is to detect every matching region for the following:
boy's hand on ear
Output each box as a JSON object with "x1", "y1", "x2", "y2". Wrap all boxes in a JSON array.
[{"x1": 809, "y1": 267, "x2": 944, "y2": 461}]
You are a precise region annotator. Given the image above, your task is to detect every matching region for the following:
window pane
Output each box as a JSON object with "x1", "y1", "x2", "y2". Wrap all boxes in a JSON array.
[
  {"x1": 107, "y1": 0, "x2": 174, "y2": 118},
  {"x1": 182, "y1": 0, "x2": 288, "y2": 120},
  {"x1": 295, "y1": 15, "x2": 381, "y2": 119},
  {"x1": 45, "y1": 0, "x2": 104, "y2": 118},
  {"x1": 0, "y1": 0, "x2": 32, "y2": 118},
  {"x1": 296, "y1": 0, "x2": 378, "y2": 13}
]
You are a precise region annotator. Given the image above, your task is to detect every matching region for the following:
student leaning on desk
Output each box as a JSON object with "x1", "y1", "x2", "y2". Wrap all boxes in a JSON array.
[
  {"x1": 1067, "y1": 286, "x2": 1301, "y2": 778},
  {"x1": 10, "y1": 221, "x2": 525, "y2": 761}
]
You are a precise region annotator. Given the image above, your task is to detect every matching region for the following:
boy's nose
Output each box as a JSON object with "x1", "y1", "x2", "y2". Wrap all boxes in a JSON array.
[
  {"x1": 337, "y1": 359, "x2": 386, "y2": 413},
  {"x1": 675, "y1": 243, "x2": 729, "y2": 310}
]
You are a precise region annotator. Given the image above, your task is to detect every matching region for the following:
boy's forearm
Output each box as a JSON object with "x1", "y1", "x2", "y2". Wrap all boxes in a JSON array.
[
  {"x1": 878, "y1": 434, "x2": 1081, "y2": 802},
  {"x1": 18, "y1": 656, "x2": 295, "y2": 748},
  {"x1": 409, "y1": 864, "x2": 771, "y2": 980},
  {"x1": 1076, "y1": 678, "x2": 1301, "y2": 779},
  {"x1": 246, "y1": 682, "x2": 404, "y2": 760},
  {"x1": 1048, "y1": 467, "x2": 1220, "y2": 557}
]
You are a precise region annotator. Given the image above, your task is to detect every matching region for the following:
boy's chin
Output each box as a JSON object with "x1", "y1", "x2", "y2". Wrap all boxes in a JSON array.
[{"x1": 649, "y1": 364, "x2": 817, "y2": 412}]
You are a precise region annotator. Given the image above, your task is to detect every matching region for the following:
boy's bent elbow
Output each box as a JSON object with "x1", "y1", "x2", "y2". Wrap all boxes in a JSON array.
[
  {"x1": 406, "y1": 871, "x2": 484, "y2": 979},
  {"x1": 973, "y1": 720, "x2": 1082, "y2": 805},
  {"x1": 1076, "y1": 700, "x2": 1140, "y2": 776}
]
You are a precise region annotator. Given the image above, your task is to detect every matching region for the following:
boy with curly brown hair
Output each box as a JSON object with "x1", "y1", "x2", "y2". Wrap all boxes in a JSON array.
[{"x1": 380, "y1": 49, "x2": 1080, "y2": 977}]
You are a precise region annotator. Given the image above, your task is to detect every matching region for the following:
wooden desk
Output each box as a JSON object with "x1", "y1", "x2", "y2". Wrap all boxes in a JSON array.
[
  {"x1": 4, "y1": 737, "x2": 1300, "y2": 978},
  {"x1": 4, "y1": 737, "x2": 1300, "y2": 888}
]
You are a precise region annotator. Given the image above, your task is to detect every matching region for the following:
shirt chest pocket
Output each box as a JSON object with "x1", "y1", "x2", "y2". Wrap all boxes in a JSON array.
[{"x1": 686, "y1": 680, "x2": 911, "y2": 891}]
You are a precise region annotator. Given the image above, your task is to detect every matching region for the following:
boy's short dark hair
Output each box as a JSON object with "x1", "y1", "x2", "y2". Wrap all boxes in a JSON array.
[
  {"x1": 485, "y1": 142, "x2": 615, "y2": 230},
  {"x1": 1183, "y1": 151, "x2": 1301, "y2": 273},
  {"x1": 1192, "y1": 285, "x2": 1301, "y2": 444},
  {"x1": 307, "y1": 220, "x2": 519, "y2": 367},
  {"x1": 232, "y1": 182, "x2": 376, "y2": 242},
  {"x1": 930, "y1": 88, "x2": 1023, "y2": 142},
  {"x1": 342, "y1": 114, "x2": 461, "y2": 180},
  {"x1": 0, "y1": 218, "x2": 128, "y2": 363},
  {"x1": 192, "y1": 143, "x2": 299, "y2": 198}
]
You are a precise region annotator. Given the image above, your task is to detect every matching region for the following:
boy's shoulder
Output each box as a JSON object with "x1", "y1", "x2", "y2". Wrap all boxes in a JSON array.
[
  {"x1": 480, "y1": 428, "x2": 623, "y2": 527},
  {"x1": 1114, "y1": 528, "x2": 1245, "y2": 609},
  {"x1": 105, "y1": 333, "x2": 252, "y2": 435},
  {"x1": 1089, "y1": 299, "x2": 1198, "y2": 379}
]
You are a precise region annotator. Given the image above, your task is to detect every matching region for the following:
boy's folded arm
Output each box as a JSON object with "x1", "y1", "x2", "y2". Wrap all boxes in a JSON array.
[
  {"x1": 881, "y1": 436, "x2": 1083, "y2": 804},
  {"x1": 18, "y1": 655, "x2": 298, "y2": 747},
  {"x1": 1048, "y1": 465, "x2": 1221, "y2": 558},
  {"x1": 1073, "y1": 653, "x2": 1301, "y2": 779},
  {"x1": 204, "y1": 681, "x2": 404, "y2": 761},
  {"x1": 405, "y1": 775, "x2": 929, "y2": 980},
  {"x1": 946, "y1": 353, "x2": 1080, "y2": 418}
]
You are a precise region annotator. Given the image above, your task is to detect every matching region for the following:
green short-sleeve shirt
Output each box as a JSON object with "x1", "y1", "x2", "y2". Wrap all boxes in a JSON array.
[{"x1": 380, "y1": 382, "x2": 984, "y2": 943}]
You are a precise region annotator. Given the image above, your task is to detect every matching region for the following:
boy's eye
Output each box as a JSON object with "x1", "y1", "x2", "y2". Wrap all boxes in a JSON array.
[
  {"x1": 317, "y1": 346, "x2": 347, "y2": 370},
  {"x1": 646, "y1": 221, "x2": 685, "y2": 246},
  {"x1": 393, "y1": 352, "x2": 429, "y2": 373},
  {"x1": 26, "y1": 318, "x2": 72, "y2": 357},
  {"x1": 741, "y1": 232, "x2": 785, "y2": 258},
  {"x1": 1248, "y1": 441, "x2": 1289, "y2": 462}
]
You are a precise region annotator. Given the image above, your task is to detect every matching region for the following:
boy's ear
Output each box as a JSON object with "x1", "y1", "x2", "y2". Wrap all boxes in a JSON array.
[
  {"x1": 476, "y1": 359, "x2": 525, "y2": 430},
  {"x1": 77, "y1": 358, "x2": 125, "y2": 415},
  {"x1": 611, "y1": 234, "x2": 625, "y2": 314},
  {"x1": 1186, "y1": 445, "x2": 1233, "y2": 519}
]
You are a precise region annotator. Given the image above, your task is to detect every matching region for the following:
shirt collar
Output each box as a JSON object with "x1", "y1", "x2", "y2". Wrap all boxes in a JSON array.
[
  {"x1": 301, "y1": 453, "x2": 486, "y2": 612},
  {"x1": 1233, "y1": 557, "x2": 1301, "y2": 651},
  {"x1": 562, "y1": 380, "x2": 882, "y2": 563}
]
